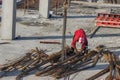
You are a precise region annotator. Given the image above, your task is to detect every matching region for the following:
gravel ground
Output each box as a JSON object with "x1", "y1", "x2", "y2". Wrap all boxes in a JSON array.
[{"x1": 0, "y1": 2, "x2": 120, "y2": 80}]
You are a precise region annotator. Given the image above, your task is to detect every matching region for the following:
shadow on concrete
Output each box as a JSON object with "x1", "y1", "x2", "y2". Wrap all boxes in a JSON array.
[
  {"x1": 50, "y1": 15, "x2": 96, "y2": 19},
  {"x1": 56, "y1": 63, "x2": 108, "y2": 80},
  {"x1": 113, "y1": 50, "x2": 120, "y2": 55},
  {"x1": 16, "y1": 15, "x2": 96, "y2": 22},
  {"x1": 15, "y1": 35, "x2": 73, "y2": 40},
  {"x1": 0, "y1": 70, "x2": 20, "y2": 79},
  {"x1": 89, "y1": 33, "x2": 120, "y2": 38},
  {"x1": 15, "y1": 32, "x2": 120, "y2": 40},
  {"x1": 88, "y1": 63, "x2": 108, "y2": 70},
  {"x1": 66, "y1": 64, "x2": 108, "y2": 80},
  {"x1": 88, "y1": 27, "x2": 120, "y2": 38}
]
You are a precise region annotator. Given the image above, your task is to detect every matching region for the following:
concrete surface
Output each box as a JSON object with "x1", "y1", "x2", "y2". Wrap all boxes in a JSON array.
[{"x1": 0, "y1": 2, "x2": 120, "y2": 80}]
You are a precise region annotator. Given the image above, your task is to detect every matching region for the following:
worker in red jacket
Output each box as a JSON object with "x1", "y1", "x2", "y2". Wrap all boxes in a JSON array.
[{"x1": 68, "y1": 29, "x2": 88, "y2": 55}]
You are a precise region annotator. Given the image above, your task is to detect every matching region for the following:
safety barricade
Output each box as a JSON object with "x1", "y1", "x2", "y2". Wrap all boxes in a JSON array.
[
  {"x1": 95, "y1": 13, "x2": 120, "y2": 27},
  {"x1": 90, "y1": 13, "x2": 120, "y2": 38}
]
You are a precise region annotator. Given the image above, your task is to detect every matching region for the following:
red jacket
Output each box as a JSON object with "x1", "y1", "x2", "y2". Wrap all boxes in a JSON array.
[{"x1": 71, "y1": 29, "x2": 88, "y2": 50}]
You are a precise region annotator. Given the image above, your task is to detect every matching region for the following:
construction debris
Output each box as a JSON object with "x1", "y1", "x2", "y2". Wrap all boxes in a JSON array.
[{"x1": 0, "y1": 45, "x2": 120, "y2": 80}]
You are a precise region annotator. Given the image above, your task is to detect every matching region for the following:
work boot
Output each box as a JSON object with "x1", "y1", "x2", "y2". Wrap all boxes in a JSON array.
[{"x1": 67, "y1": 47, "x2": 75, "y2": 56}]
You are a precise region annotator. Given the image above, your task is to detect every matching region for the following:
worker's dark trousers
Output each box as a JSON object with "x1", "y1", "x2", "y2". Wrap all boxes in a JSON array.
[
  {"x1": 92, "y1": 0, "x2": 98, "y2": 2},
  {"x1": 108, "y1": 0, "x2": 117, "y2": 4}
]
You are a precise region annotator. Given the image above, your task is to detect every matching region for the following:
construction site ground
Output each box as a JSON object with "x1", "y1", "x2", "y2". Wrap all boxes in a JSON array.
[{"x1": 0, "y1": 1, "x2": 120, "y2": 80}]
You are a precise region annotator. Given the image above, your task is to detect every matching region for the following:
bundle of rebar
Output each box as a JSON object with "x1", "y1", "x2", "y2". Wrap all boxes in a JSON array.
[
  {"x1": 0, "y1": 45, "x2": 120, "y2": 80},
  {"x1": 87, "y1": 45, "x2": 120, "y2": 80}
]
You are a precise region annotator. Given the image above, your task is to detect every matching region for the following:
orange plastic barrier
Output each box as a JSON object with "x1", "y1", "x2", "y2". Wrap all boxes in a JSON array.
[{"x1": 95, "y1": 13, "x2": 120, "y2": 28}]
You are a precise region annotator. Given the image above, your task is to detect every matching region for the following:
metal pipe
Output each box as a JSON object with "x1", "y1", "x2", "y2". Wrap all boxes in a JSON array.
[{"x1": 62, "y1": 0, "x2": 68, "y2": 61}]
